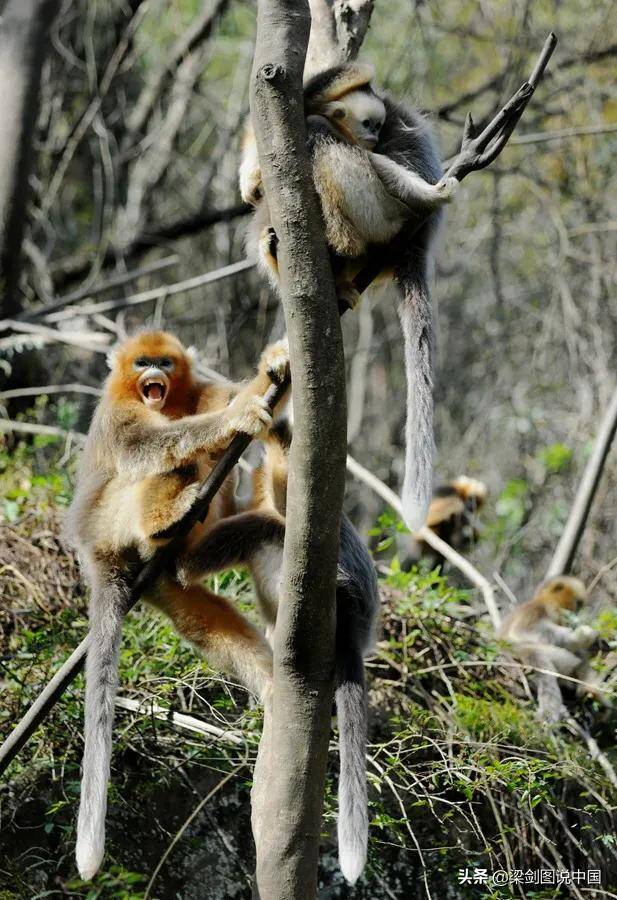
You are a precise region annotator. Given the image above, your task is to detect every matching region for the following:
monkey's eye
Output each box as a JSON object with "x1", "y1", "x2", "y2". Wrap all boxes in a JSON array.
[
  {"x1": 134, "y1": 357, "x2": 149, "y2": 369},
  {"x1": 160, "y1": 358, "x2": 174, "y2": 370},
  {"x1": 362, "y1": 119, "x2": 371, "y2": 128},
  {"x1": 331, "y1": 107, "x2": 345, "y2": 120}
]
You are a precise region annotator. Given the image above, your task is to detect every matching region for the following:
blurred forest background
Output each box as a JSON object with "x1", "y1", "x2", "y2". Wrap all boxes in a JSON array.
[{"x1": 1, "y1": 0, "x2": 616, "y2": 897}]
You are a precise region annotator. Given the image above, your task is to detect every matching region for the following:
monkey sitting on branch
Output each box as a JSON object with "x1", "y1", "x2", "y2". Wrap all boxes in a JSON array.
[
  {"x1": 498, "y1": 576, "x2": 599, "y2": 723},
  {"x1": 175, "y1": 417, "x2": 380, "y2": 885},
  {"x1": 67, "y1": 329, "x2": 290, "y2": 880},
  {"x1": 240, "y1": 61, "x2": 457, "y2": 534}
]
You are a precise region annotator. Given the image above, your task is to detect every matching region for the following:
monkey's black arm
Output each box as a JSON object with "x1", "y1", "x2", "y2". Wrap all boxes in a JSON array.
[{"x1": 352, "y1": 32, "x2": 557, "y2": 295}]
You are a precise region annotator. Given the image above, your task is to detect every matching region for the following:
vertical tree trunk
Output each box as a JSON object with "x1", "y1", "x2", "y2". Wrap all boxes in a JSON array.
[
  {"x1": 0, "y1": 0, "x2": 60, "y2": 318},
  {"x1": 249, "y1": 2, "x2": 347, "y2": 898}
]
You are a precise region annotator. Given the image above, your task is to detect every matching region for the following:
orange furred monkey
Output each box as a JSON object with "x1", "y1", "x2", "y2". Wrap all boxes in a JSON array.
[{"x1": 67, "y1": 329, "x2": 289, "y2": 881}]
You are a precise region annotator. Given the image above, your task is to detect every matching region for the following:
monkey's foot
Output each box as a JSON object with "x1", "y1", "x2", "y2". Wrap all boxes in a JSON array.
[
  {"x1": 228, "y1": 393, "x2": 273, "y2": 436},
  {"x1": 337, "y1": 281, "x2": 361, "y2": 312},
  {"x1": 434, "y1": 176, "x2": 458, "y2": 203},
  {"x1": 261, "y1": 338, "x2": 290, "y2": 385}
]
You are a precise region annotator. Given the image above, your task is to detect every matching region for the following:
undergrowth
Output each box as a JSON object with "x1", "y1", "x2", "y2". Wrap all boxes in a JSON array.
[{"x1": 1, "y1": 438, "x2": 616, "y2": 899}]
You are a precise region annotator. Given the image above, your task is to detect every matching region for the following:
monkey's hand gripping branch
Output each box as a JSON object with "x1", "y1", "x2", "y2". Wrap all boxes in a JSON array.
[{"x1": 352, "y1": 32, "x2": 557, "y2": 295}]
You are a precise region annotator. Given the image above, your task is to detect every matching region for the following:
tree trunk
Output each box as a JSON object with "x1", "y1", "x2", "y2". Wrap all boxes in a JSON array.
[
  {"x1": 0, "y1": 0, "x2": 60, "y2": 318},
  {"x1": 249, "y1": 2, "x2": 347, "y2": 898}
]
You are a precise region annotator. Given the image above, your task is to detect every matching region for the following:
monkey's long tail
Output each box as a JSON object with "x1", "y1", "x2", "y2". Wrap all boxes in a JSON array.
[
  {"x1": 397, "y1": 261, "x2": 435, "y2": 531},
  {"x1": 334, "y1": 515, "x2": 378, "y2": 884},
  {"x1": 76, "y1": 582, "x2": 125, "y2": 881},
  {"x1": 335, "y1": 640, "x2": 368, "y2": 885}
]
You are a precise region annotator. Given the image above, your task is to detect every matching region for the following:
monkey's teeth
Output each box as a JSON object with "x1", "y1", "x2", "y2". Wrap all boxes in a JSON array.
[{"x1": 143, "y1": 381, "x2": 165, "y2": 401}]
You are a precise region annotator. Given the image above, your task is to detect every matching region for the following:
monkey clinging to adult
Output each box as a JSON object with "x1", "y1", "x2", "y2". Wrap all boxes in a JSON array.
[
  {"x1": 175, "y1": 418, "x2": 380, "y2": 884},
  {"x1": 240, "y1": 61, "x2": 457, "y2": 531},
  {"x1": 66, "y1": 329, "x2": 290, "y2": 881}
]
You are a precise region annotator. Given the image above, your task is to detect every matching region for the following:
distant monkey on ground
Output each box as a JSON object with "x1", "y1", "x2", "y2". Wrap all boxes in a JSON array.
[
  {"x1": 240, "y1": 61, "x2": 457, "y2": 530},
  {"x1": 405, "y1": 476, "x2": 487, "y2": 565},
  {"x1": 176, "y1": 418, "x2": 380, "y2": 884},
  {"x1": 498, "y1": 576, "x2": 597, "y2": 722},
  {"x1": 67, "y1": 330, "x2": 290, "y2": 880}
]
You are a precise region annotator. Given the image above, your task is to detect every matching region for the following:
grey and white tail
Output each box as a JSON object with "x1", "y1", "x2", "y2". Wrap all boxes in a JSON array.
[
  {"x1": 334, "y1": 515, "x2": 379, "y2": 884},
  {"x1": 76, "y1": 579, "x2": 125, "y2": 880},
  {"x1": 335, "y1": 646, "x2": 368, "y2": 885},
  {"x1": 397, "y1": 260, "x2": 435, "y2": 531}
]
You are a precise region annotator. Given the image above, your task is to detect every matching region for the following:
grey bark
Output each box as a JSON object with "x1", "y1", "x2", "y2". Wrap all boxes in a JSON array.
[
  {"x1": 249, "y1": 2, "x2": 347, "y2": 898},
  {"x1": 305, "y1": 0, "x2": 375, "y2": 74},
  {"x1": 0, "y1": 0, "x2": 60, "y2": 318}
]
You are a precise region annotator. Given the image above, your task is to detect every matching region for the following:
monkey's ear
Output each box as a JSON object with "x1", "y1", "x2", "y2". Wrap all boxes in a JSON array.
[
  {"x1": 186, "y1": 345, "x2": 198, "y2": 366},
  {"x1": 106, "y1": 347, "x2": 119, "y2": 370}
]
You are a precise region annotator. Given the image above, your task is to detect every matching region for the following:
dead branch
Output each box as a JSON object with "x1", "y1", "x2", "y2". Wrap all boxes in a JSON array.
[
  {"x1": 45, "y1": 259, "x2": 255, "y2": 323},
  {"x1": 50, "y1": 203, "x2": 250, "y2": 291},
  {"x1": 124, "y1": 0, "x2": 231, "y2": 142},
  {"x1": 0, "y1": 383, "x2": 102, "y2": 400},
  {"x1": 0, "y1": 420, "x2": 85, "y2": 442},
  {"x1": 114, "y1": 696, "x2": 246, "y2": 746},
  {"x1": 547, "y1": 386, "x2": 617, "y2": 577},
  {"x1": 22, "y1": 256, "x2": 179, "y2": 323},
  {"x1": 0, "y1": 320, "x2": 110, "y2": 353}
]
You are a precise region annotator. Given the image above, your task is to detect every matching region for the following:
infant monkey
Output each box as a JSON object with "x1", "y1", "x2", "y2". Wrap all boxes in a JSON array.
[{"x1": 67, "y1": 330, "x2": 289, "y2": 880}]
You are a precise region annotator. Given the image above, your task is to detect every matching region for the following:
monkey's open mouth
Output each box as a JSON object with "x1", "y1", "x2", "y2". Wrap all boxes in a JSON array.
[{"x1": 138, "y1": 370, "x2": 170, "y2": 409}]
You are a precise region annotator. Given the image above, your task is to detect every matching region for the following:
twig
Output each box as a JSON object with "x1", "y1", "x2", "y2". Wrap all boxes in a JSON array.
[
  {"x1": 546, "y1": 386, "x2": 617, "y2": 577},
  {"x1": 45, "y1": 258, "x2": 256, "y2": 323},
  {"x1": 565, "y1": 715, "x2": 617, "y2": 790},
  {"x1": 0, "y1": 383, "x2": 102, "y2": 400},
  {"x1": 0, "y1": 320, "x2": 110, "y2": 353},
  {"x1": 0, "y1": 420, "x2": 86, "y2": 442},
  {"x1": 114, "y1": 696, "x2": 246, "y2": 745},
  {"x1": 22, "y1": 255, "x2": 179, "y2": 323},
  {"x1": 0, "y1": 636, "x2": 90, "y2": 775},
  {"x1": 345, "y1": 454, "x2": 501, "y2": 628},
  {"x1": 510, "y1": 123, "x2": 617, "y2": 146}
]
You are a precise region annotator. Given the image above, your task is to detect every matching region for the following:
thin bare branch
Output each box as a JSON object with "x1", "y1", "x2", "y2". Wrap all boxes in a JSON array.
[
  {"x1": 114, "y1": 696, "x2": 246, "y2": 745},
  {"x1": 547, "y1": 386, "x2": 617, "y2": 577}
]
